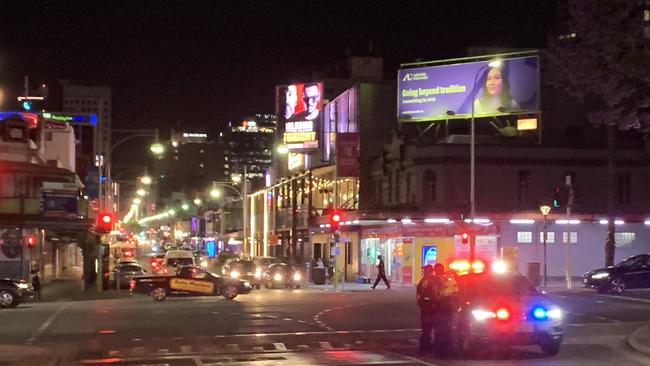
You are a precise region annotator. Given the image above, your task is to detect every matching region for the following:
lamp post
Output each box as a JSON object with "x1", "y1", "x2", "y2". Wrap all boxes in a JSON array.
[
  {"x1": 540, "y1": 205, "x2": 552, "y2": 287},
  {"x1": 470, "y1": 60, "x2": 501, "y2": 219},
  {"x1": 210, "y1": 166, "x2": 248, "y2": 255}
]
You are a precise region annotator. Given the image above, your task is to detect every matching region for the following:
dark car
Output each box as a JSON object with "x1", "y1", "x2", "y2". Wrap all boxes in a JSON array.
[
  {"x1": 222, "y1": 259, "x2": 261, "y2": 289},
  {"x1": 583, "y1": 254, "x2": 650, "y2": 294},
  {"x1": 130, "y1": 265, "x2": 252, "y2": 301},
  {"x1": 112, "y1": 264, "x2": 147, "y2": 289},
  {"x1": 0, "y1": 278, "x2": 34, "y2": 308},
  {"x1": 263, "y1": 263, "x2": 302, "y2": 289},
  {"x1": 454, "y1": 273, "x2": 564, "y2": 356}
]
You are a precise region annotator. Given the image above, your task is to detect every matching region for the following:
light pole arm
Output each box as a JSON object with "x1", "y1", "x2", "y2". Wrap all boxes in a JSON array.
[{"x1": 213, "y1": 183, "x2": 243, "y2": 199}]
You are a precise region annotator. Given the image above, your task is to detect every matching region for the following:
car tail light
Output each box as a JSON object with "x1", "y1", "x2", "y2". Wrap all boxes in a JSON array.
[
  {"x1": 495, "y1": 308, "x2": 510, "y2": 320},
  {"x1": 129, "y1": 280, "x2": 136, "y2": 289}
]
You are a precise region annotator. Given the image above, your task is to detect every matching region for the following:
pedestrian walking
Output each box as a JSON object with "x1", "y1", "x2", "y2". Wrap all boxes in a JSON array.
[
  {"x1": 31, "y1": 271, "x2": 41, "y2": 301},
  {"x1": 416, "y1": 264, "x2": 442, "y2": 352},
  {"x1": 371, "y1": 255, "x2": 391, "y2": 289}
]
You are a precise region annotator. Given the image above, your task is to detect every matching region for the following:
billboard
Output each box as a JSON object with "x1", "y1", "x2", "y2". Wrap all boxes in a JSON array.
[
  {"x1": 398, "y1": 55, "x2": 539, "y2": 121},
  {"x1": 277, "y1": 82, "x2": 323, "y2": 149}
]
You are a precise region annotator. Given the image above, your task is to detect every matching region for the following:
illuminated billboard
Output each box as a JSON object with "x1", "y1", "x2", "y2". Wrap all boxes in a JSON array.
[
  {"x1": 397, "y1": 55, "x2": 539, "y2": 122},
  {"x1": 277, "y1": 82, "x2": 322, "y2": 149}
]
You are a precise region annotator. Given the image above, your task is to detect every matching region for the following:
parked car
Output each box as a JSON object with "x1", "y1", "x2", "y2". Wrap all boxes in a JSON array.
[
  {"x1": 583, "y1": 254, "x2": 650, "y2": 294},
  {"x1": 112, "y1": 264, "x2": 147, "y2": 289},
  {"x1": 222, "y1": 259, "x2": 261, "y2": 289},
  {"x1": 130, "y1": 265, "x2": 252, "y2": 301},
  {"x1": 0, "y1": 278, "x2": 33, "y2": 308},
  {"x1": 262, "y1": 263, "x2": 302, "y2": 289}
]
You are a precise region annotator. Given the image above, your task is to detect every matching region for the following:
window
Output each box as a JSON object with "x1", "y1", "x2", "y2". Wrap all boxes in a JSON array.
[
  {"x1": 539, "y1": 231, "x2": 555, "y2": 243},
  {"x1": 517, "y1": 170, "x2": 530, "y2": 204},
  {"x1": 615, "y1": 232, "x2": 636, "y2": 247},
  {"x1": 423, "y1": 170, "x2": 436, "y2": 203},
  {"x1": 517, "y1": 231, "x2": 533, "y2": 243},
  {"x1": 562, "y1": 232, "x2": 578, "y2": 244},
  {"x1": 617, "y1": 171, "x2": 631, "y2": 204}
]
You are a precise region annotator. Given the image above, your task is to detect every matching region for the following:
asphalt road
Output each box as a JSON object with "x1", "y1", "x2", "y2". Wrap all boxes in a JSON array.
[{"x1": 0, "y1": 286, "x2": 649, "y2": 365}]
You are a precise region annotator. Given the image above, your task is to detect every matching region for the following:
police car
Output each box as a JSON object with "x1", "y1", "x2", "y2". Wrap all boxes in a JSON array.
[{"x1": 449, "y1": 260, "x2": 564, "y2": 356}]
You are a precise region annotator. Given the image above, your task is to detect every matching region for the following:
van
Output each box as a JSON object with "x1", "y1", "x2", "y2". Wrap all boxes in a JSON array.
[{"x1": 162, "y1": 250, "x2": 195, "y2": 273}]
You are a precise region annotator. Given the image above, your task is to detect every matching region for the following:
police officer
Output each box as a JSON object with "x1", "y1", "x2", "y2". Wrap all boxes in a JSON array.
[
  {"x1": 416, "y1": 264, "x2": 442, "y2": 352},
  {"x1": 433, "y1": 263, "x2": 460, "y2": 354}
]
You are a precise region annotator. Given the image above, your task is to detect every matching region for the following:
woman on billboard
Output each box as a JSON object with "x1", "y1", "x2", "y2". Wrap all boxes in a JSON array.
[{"x1": 474, "y1": 63, "x2": 520, "y2": 115}]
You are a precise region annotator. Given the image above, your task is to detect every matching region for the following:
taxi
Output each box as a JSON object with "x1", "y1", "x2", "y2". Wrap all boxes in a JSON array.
[{"x1": 449, "y1": 260, "x2": 564, "y2": 357}]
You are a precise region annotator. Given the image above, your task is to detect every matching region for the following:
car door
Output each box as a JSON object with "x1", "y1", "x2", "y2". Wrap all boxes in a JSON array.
[
  {"x1": 636, "y1": 255, "x2": 650, "y2": 289},
  {"x1": 623, "y1": 255, "x2": 649, "y2": 289}
]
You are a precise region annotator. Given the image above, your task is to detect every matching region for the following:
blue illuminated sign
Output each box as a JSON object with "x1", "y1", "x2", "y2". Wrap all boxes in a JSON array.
[
  {"x1": 206, "y1": 240, "x2": 216, "y2": 258},
  {"x1": 421, "y1": 245, "x2": 438, "y2": 267}
]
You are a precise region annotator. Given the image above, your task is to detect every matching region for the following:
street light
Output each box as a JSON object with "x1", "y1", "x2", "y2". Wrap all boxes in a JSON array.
[
  {"x1": 231, "y1": 173, "x2": 242, "y2": 184},
  {"x1": 167, "y1": 209, "x2": 176, "y2": 216},
  {"x1": 193, "y1": 198, "x2": 202, "y2": 205},
  {"x1": 540, "y1": 204, "x2": 552, "y2": 287},
  {"x1": 150, "y1": 143, "x2": 165, "y2": 155},
  {"x1": 181, "y1": 203, "x2": 190, "y2": 211},
  {"x1": 276, "y1": 144, "x2": 289, "y2": 154},
  {"x1": 141, "y1": 176, "x2": 152, "y2": 185},
  {"x1": 133, "y1": 198, "x2": 142, "y2": 205},
  {"x1": 136, "y1": 188, "x2": 146, "y2": 197},
  {"x1": 210, "y1": 188, "x2": 221, "y2": 199}
]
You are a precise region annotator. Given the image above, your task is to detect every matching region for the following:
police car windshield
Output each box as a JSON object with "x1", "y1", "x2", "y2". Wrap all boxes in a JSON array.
[{"x1": 465, "y1": 275, "x2": 538, "y2": 298}]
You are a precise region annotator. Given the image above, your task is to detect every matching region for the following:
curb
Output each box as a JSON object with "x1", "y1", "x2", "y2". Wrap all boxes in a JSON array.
[{"x1": 627, "y1": 323, "x2": 650, "y2": 356}]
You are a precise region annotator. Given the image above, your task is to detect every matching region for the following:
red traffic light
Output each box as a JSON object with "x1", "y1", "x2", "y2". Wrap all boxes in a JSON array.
[
  {"x1": 461, "y1": 232, "x2": 469, "y2": 245},
  {"x1": 24, "y1": 235, "x2": 37, "y2": 248},
  {"x1": 96, "y1": 212, "x2": 114, "y2": 234},
  {"x1": 328, "y1": 210, "x2": 342, "y2": 229}
]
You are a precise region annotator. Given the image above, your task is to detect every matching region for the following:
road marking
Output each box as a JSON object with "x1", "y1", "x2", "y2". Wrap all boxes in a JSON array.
[
  {"x1": 157, "y1": 348, "x2": 169, "y2": 353},
  {"x1": 25, "y1": 301, "x2": 73, "y2": 344},
  {"x1": 273, "y1": 342, "x2": 287, "y2": 351},
  {"x1": 132, "y1": 346, "x2": 146, "y2": 355},
  {"x1": 283, "y1": 318, "x2": 293, "y2": 321},
  {"x1": 398, "y1": 354, "x2": 439, "y2": 366},
  {"x1": 319, "y1": 341, "x2": 333, "y2": 349},
  {"x1": 601, "y1": 294, "x2": 650, "y2": 305},
  {"x1": 297, "y1": 344, "x2": 310, "y2": 350},
  {"x1": 211, "y1": 311, "x2": 220, "y2": 314},
  {"x1": 595, "y1": 300, "x2": 605, "y2": 303},
  {"x1": 179, "y1": 345, "x2": 192, "y2": 353}
]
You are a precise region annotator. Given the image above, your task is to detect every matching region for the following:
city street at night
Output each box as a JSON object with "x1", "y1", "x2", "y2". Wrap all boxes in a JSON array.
[{"x1": 1, "y1": 286, "x2": 649, "y2": 365}]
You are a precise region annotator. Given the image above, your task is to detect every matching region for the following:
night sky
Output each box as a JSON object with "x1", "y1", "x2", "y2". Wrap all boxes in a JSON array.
[{"x1": 0, "y1": 1, "x2": 556, "y2": 133}]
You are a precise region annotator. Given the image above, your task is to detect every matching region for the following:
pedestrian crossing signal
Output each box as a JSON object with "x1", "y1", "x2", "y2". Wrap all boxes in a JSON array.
[
  {"x1": 329, "y1": 210, "x2": 342, "y2": 230},
  {"x1": 24, "y1": 235, "x2": 36, "y2": 248}
]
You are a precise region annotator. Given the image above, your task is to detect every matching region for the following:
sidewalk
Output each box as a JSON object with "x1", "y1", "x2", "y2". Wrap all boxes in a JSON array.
[
  {"x1": 39, "y1": 266, "x2": 132, "y2": 302},
  {"x1": 304, "y1": 282, "x2": 414, "y2": 292},
  {"x1": 628, "y1": 323, "x2": 650, "y2": 356}
]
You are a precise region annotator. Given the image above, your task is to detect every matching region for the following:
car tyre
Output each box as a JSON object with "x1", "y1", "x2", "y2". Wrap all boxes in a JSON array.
[
  {"x1": 151, "y1": 287, "x2": 168, "y2": 301},
  {"x1": 540, "y1": 339, "x2": 561, "y2": 356},
  {"x1": 222, "y1": 285, "x2": 238, "y2": 300},
  {"x1": 0, "y1": 290, "x2": 16, "y2": 308},
  {"x1": 610, "y1": 278, "x2": 626, "y2": 294}
]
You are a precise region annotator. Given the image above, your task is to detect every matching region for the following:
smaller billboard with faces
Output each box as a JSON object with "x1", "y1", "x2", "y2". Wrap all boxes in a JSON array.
[{"x1": 277, "y1": 82, "x2": 323, "y2": 150}]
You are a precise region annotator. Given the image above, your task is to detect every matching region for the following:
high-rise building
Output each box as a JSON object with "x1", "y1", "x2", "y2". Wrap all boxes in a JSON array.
[
  {"x1": 157, "y1": 128, "x2": 222, "y2": 198},
  {"x1": 221, "y1": 114, "x2": 275, "y2": 189},
  {"x1": 60, "y1": 82, "x2": 112, "y2": 164}
]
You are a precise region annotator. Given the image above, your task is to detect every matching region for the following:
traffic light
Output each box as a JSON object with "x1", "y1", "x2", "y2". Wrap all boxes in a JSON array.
[
  {"x1": 24, "y1": 234, "x2": 37, "y2": 248},
  {"x1": 461, "y1": 232, "x2": 470, "y2": 245},
  {"x1": 553, "y1": 186, "x2": 561, "y2": 208},
  {"x1": 96, "y1": 212, "x2": 114, "y2": 234},
  {"x1": 329, "y1": 210, "x2": 342, "y2": 230}
]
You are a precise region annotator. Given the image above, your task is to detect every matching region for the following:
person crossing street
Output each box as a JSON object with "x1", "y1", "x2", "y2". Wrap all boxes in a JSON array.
[{"x1": 371, "y1": 255, "x2": 391, "y2": 289}]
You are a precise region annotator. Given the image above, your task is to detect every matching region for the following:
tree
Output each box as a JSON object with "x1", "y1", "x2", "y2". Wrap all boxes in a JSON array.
[{"x1": 544, "y1": 0, "x2": 650, "y2": 266}]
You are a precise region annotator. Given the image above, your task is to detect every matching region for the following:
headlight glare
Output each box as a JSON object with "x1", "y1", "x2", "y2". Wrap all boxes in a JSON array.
[{"x1": 230, "y1": 270, "x2": 240, "y2": 279}]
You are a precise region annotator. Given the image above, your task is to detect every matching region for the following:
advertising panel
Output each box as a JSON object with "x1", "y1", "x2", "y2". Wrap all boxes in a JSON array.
[
  {"x1": 398, "y1": 55, "x2": 539, "y2": 121},
  {"x1": 277, "y1": 82, "x2": 323, "y2": 149},
  {"x1": 40, "y1": 182, "x2": 78, "y2": 217}
]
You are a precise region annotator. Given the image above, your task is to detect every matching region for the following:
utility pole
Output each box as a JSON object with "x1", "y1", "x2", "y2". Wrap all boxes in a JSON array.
[{"x1": 565, "y1": 175, "x2": 574, "y2": 289}]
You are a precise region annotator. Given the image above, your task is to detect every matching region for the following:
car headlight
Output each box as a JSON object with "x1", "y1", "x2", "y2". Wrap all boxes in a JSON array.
[
  {"x1": 15, "y1": 283, "x2": 29, "y2": 289},
  {"x1": 293, "y1": 272, "x2": 302, "y2": 281},
  {"x1": 273, "y1": 273, "x2": 283, "y2": 281},
  {"x1": 471, "y1": 309, "x2": 496, "y2": 321},
  {"x1": 230, "y1": 271, "x2": 240, "y2": 279},
  {"x1": 243, "y1": 281, "x2": 251, "y2": 287},
  {"x1": 591, "y1": 272, "x2": 609, "y2": 279},
  {"x1": 255, "y1": 268, "x2": 262, "y2": 279},
  {"x1": 546, "y1": 308, "x2": 563, "y2": 320},
  {"x1": 200, "y1": 260, "x2": 208, "y2": 268}
]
